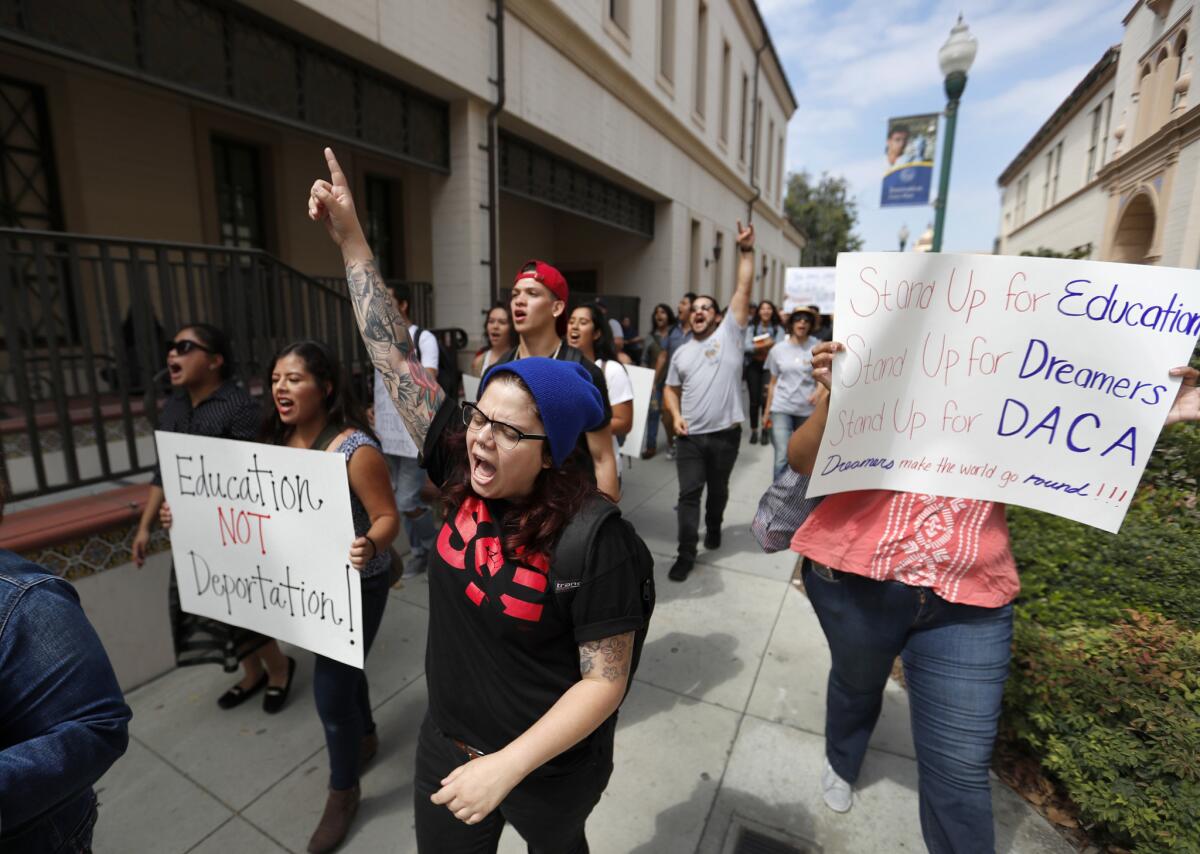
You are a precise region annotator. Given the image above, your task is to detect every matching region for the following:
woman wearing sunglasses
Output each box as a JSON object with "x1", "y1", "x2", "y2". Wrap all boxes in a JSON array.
[
  {"x1": 132, "y1": 324, "x2": 294, "y2": 712},
  {"x1": 310, "y1": 148, "x2": 646, "y2": 853}
]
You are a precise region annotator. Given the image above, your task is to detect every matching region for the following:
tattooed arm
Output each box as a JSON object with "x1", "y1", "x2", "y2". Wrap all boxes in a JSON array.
[
  {"x1": 429, "y1": 631, "x2": 634, "y2": 825},
  {"x1": 309, "y1": 147, "x2": 445, "y2": 447}
]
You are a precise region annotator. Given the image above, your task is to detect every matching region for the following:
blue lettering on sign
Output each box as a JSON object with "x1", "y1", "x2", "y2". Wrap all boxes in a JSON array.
[
  {"x1": 821, "y1": 454, "x2": 896, "y2": 476},
  {"x1": 995, "y1": 399, "x2": 1138, "y2": 466}
]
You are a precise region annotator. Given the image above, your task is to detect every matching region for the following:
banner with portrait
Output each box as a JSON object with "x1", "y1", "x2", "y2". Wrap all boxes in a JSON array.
[{"x1": 881, "y1": 113, "x2": 939, "y2": 207}]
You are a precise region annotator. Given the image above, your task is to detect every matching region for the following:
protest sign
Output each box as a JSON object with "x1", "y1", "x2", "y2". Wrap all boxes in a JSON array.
[
  {"x1": 808, "y1": 252, "x2": 1200, "y2": 532},
  {"x1": 155, "y1": 432, "x2": 363, "y2": 667},
  {"x1": 785, "y1": 267, "x2": 836, "y2": 314},
  {"x1": 462, "y1": 373, "x2": 481, "y2": 403},
  {"x1": 620, "y1": 365, "x2": 656, "y2": 460}
]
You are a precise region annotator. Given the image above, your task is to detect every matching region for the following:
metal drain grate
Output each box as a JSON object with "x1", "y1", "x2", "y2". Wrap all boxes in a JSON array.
[{"x1": 733, "y1": 827, "x2": 813, "y2": 854}]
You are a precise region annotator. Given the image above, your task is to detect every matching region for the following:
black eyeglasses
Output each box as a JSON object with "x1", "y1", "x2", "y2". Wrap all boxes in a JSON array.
[
  {"x1": 461, "y1": 402, "x2": 547, "y2": 451},
  {"x1": 166, "y1": 339, "x2": 213, "y2": 356}
]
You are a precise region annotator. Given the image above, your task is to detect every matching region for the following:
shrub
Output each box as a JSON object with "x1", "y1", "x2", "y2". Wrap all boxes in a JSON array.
[{"x1": 1004, "y1": 612, "x2": 1200, "y2": 851}]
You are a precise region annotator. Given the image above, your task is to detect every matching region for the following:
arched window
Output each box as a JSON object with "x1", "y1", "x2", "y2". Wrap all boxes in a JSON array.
[{"x1": 1173, "y1": 31, "x2": 1189, "y2": 110}]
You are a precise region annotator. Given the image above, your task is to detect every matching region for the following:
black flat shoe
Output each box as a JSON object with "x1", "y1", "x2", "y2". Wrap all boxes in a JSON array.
[
  {"x1": 263, "y1": 657, "x2": 297, "y2": 714},
  {"x1": 217, "y1": 672, "x2": 267, "y2": 710}
]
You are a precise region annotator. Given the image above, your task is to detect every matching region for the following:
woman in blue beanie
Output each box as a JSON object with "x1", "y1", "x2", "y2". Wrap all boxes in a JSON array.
[{"x1": 310, "y1": 148, "x2": 647, "y2": 854}]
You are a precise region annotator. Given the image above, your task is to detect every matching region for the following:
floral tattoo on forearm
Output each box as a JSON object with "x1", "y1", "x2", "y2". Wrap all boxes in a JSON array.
[
  {"x1": 345, "y1": 260, "x2": 445, "y2": 446},
  {"x1": 579, "y1": 632, "x2": 634, "y2": 682}
]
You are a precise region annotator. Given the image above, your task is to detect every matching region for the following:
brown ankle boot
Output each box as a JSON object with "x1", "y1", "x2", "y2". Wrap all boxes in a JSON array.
[{"x1": 306, "y1": 785, "x2": 360, "y2": 854}]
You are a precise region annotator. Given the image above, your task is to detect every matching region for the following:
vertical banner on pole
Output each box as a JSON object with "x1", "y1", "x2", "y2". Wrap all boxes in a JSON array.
[{"x1": 881, "y1": 113, "x2": 939, "y2": 207}]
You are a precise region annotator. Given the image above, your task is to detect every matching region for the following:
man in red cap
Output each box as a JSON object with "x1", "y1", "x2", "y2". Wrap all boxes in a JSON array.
[{"x1": 493, "y1": 260, "x2": 620, "y2": 499}]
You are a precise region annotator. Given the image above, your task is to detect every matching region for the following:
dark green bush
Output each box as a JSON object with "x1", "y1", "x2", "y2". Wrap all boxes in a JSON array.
[
  {"x1": 1004, "y1": 422, "x2": 1200, "y2": 850},
  {"x1": 1004, "y1": 612, "x2": 1200, "y2": 851}
]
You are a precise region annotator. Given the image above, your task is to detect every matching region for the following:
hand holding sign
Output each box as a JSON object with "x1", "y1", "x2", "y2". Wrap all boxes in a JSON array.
[{"x1": 1166, "y1": 366, "x2": 1200, "y2": 426}]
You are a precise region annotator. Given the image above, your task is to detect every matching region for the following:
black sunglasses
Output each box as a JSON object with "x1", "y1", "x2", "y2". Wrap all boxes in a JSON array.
[
  {"x1": 461, "y1": 402, "x2": 547, "y2": 450},
  {"x1": 166, "y1": 339, "x2": 214, "y2": 356}
]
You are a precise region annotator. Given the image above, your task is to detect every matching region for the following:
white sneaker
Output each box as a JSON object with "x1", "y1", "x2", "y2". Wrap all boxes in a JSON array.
[{"x1": 821, "y1": 760, "x2": 853, "y2": 813}]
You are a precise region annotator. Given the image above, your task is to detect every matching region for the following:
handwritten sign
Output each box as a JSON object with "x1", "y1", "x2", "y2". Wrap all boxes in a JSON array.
[
  {"x1": 785, "y1": 267, "x2": 836, "y2": 314},
  {"x1": 462, "y1": 373, "x2": 481, "y2": 403},
  {"x1": 620, "y1": 364, "x2": 656, "y2": 460},
  {"x1": 808, "y1": 252, "x2": 1200, "y2": 532},
  {"x1": 154, "y1": 432, "x2": 363, "y2": 667}
]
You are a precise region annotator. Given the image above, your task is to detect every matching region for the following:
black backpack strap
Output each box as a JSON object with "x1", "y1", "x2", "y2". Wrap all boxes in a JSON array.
[
  {"x1": 412, "y1": 325, "x2": 424, "y2": 364},
  {"x1": 310, "y1": 421, "x2": 344, "y2": 451},
  {"x1": 551, "y1": 497, "x2": 621, "y2": 616}
]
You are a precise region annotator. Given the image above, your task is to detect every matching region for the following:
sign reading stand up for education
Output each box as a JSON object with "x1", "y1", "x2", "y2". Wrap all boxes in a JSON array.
[
  {"x1": 808, "y1": 252, "x2": 1200, "y2": 533},
  {"x1": 155, "y1": 432, "x2": 363, "y2": 668}
]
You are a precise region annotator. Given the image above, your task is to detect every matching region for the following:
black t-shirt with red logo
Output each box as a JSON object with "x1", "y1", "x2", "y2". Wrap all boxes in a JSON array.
[{"x1": 420, "y1": 397, "x2": 643, "y2": 772}]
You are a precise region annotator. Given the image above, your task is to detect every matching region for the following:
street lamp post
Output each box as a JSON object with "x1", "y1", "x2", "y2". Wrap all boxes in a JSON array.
[
  {"x1": 931, "y1": 14, "x2": 978, "y2": 253},
  {"x1": 898, "y1": 224, "x2": 910, "y2": 252}
]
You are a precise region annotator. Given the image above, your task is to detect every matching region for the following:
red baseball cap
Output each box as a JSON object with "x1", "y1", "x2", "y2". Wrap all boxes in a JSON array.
[{"x1": 513, "y1": 260, "x2": 570, "y2": 336}]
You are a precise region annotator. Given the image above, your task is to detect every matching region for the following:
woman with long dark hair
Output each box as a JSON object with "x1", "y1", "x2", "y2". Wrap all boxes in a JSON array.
[
  {"x1": 259, "y1": 339, "x2": 399, "y2": 853},
  {"x1": 162, "y1": 337, "x2": 401, "y2": 853},
  {"x1": 640, "y1": 303, "x2": 675, "y2": 458},
  {"x1": 133, "y1": 322, "x2": 293, "y2": 711},
  {"x1": 472, "y1": 302, "x2": 517, "y2": 376},
  {"x1": 568, "y1": 304, "x2": 634, "y2": 479},
  {"x1": 743, "y1": 300, "x2": 785, "y2": 444},
  {"x1": 310, "y1": 148, "x2": 648, "y2": 853}
]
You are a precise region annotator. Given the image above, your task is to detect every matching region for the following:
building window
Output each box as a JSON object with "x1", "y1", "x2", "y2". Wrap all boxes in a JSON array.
[
  {"x1": 719, "y1": 40, "x2": 731, "y2": 144},
  {"x1": 212, "y1": 138, "x2": 265, "y2": 249},
  {"x1": 754, "y1": 98, "x2": 763, "y2": 180},
  {"x1": 738, "y1": 72, "x2": 749, "y2": 162},
  {"x1": 776, "y1": 134, "x2": 786, "y2": 202},
  {"x1": 766, "y1": 118, "x2": 775, "y2": 197},
  {"x1": 1173, "y1": 30, "x2": 1189, "y2": 110},
  {"x1": 609, "y1": 0, "x2": 630, "y2": 36},
  {"x1": 1015, "y1": 173, "x2": 1029, "y2": 227},
  {"x1": 1087, "y1": 103, "x2": 1103, "y2": 181},
  {"x1": 364, "y1": 175, "x2": 402, "y2": 279},
  {"x1": 693, "y1": 2, "x2": 708, "y2": 119},
  {"x1": 689, "y1": 218, "x2": 702, "y2": 292},
  {"x1": 1099, "y1": 93, "x2": 1113, "y2": 166},
  {"x1": 658, "y1": 0, "x2": 676, "y2": 84},
  {"x1": 1043, "y1": 141, "x2": 1062, "y2": 208}
]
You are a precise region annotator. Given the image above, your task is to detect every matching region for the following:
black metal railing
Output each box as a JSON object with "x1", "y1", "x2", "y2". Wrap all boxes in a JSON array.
[{"x1": 0, "y1": 228, "x2": 380, "y2": 500}]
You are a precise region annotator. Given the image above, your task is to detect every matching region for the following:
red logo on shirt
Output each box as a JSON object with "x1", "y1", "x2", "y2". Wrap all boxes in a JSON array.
[{"x1": 436, "y1": 496, "x2": 550, "y2": 621}]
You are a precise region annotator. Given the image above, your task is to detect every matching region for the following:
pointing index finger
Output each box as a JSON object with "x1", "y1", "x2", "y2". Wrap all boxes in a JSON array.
[{"x1": 324, "y1": 147, "x2": 347, "y2": 188}]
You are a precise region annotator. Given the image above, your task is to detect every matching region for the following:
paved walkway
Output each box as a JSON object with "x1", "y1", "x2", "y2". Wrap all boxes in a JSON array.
[{"x1": 92, "y1": 439, "x2": 1072, "y2": 853}]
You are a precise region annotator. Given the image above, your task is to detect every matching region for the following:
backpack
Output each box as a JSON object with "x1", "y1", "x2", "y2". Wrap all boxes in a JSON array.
[
  {"x1": 414, "y1": 326, "x2": 462, "y2": 399},
  {"x1": 551, "y1": 496, "x2": 655, "y2": 700}
]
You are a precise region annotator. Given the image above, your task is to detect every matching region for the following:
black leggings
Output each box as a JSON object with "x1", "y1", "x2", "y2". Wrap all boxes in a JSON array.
[
  {"x1": 413, "y1": 715, "x2": 613, "y2": 854},
  {"x1": 745, "y1": 360, "x2": 769, "y2": 430}
]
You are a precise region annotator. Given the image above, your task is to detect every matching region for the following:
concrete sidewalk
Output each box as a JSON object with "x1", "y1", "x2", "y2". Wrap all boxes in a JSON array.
[{"x1": 92, "y1": 439, "x2": 1072, "y2": 854}]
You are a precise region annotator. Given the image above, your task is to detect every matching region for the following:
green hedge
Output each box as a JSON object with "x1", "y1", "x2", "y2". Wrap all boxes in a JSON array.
[{"x1": 1004, "y1": 424, "x2": 1200, "y2": 851}]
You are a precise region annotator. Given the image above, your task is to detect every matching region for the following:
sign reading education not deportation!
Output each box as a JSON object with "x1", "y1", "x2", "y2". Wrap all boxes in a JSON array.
[
  {"x1": 808, "y1": 253, "x2": 1200, "y2": 532},
  {"x1": 155, "y1": 432, "x2": 363, "y2": 668}
]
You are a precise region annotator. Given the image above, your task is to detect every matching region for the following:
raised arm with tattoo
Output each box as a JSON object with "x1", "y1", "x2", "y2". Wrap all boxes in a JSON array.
[{"x1": 308, "y1": 147, "x2": 445, "y2": 448}]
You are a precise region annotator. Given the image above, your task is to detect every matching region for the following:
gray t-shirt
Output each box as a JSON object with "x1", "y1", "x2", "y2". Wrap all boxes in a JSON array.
[
  {"x1": 765, "y1": 337, "x2": 818, "y2": 417},
  {"x1": 666, "y1": 313, "x2": 747, "y2": 434}
]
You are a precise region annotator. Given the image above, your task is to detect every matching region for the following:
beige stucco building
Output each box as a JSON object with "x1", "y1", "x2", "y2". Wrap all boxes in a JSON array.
[
  {"x1": 997, "y1": 0, "x2": 1200, "y2": 267},
  {"x1": 0, "y1": 0, "x2": 802, "y2": 342}
]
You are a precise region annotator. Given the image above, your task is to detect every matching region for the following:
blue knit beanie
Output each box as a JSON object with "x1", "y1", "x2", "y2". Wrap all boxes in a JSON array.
[{"x1": 479, "y1": 357, "x2": 605, "y2": 468}]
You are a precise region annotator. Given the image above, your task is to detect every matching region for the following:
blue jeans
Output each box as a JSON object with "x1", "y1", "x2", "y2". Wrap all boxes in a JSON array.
[
  {"x1": 803, "y1": 565, "x2": 1013, "y2": 854},
  {"x1": 312, "y1": 570, "x2": 391, "y2": 790},
  {"x1": 768, "y1": 412, "x2": 808, "y2": 479},
  {"x1": 387, "y1": 454, "x2": 437, "y2": 567}
]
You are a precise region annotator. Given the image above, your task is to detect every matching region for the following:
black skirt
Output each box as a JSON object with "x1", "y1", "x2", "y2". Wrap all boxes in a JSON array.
[{"x1": 168, "y1": 565, "x2": 269, "y2": 672}]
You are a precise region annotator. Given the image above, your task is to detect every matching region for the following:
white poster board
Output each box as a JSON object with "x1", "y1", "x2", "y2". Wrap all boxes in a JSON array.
[
  {"x1": 808, "y1": 252, "x2": 1200, "y2": 532},
  {"x1": 785, "y1": 267, "x2": 837, "y2": 314},
  {"x1": 620, "y1": 364, "x2": 657, "y2": 460},
  {"x1": 155, "y1": 432, "x2": 364, "y2": 667},
  {"x1": 462, "y1": 373, "x2": 481, "y2": 403}
]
